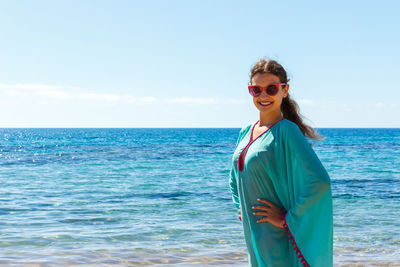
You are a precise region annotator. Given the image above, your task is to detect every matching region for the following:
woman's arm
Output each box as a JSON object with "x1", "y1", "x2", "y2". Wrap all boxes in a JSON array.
[
  {"x1": 283, "y1": 123, "x2": 331, "y2": 219},
  {"x1": 229, "y1": 125, "x2": 251, "y2": 213},
  {"x1": 229, "y1": 167, "x2": 240, "y2": 210},
  {"x1": 280, "y1": 122, "x2": 333, "y2": 267}
]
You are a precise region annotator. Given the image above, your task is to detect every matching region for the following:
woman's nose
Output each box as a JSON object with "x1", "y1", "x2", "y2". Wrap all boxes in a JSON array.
[{"x1": 259, "y1": 88, "x2": 268, "y2": 98}]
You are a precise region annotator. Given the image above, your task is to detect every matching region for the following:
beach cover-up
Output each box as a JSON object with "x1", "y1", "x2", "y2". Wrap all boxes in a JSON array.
[{"x1": 229, "y1": 118, "x2": 333, "y2": 267}]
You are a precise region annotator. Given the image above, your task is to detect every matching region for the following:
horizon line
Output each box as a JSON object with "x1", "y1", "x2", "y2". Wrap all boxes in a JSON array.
[{"x1": 0, "y1": 126, "x2": 398, "y2": 129}]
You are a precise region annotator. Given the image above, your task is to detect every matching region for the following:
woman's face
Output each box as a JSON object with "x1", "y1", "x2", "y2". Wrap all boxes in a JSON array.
[{"x1": 251, "y1": 72, "x2": 289, "y2": 118}]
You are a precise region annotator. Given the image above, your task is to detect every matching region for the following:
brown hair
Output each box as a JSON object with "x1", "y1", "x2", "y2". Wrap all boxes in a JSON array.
[{"x1": 249, "y1": 58, "x2": 325, "y2": 141}]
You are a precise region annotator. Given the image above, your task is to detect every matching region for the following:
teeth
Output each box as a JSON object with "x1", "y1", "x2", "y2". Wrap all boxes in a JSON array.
[{"x1": 260, "y1": 102, "x2": 272, "y2": 105}]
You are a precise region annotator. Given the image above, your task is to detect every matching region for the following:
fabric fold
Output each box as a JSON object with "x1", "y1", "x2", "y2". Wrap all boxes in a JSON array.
[
  {"x1": 280, "y1": 121, "x2": 333, "y2": 266},
  {"x1": 281, "y1": 212, "x2": 310, "y2": 267},
  {"x1": 229, "y1": 119, "x2": 333, "y2": 266}
]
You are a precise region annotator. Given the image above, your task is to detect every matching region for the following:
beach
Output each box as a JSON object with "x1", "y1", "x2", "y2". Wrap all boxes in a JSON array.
[{"x1": 0, "y1": 127, "x2": 399, "y2": 266}]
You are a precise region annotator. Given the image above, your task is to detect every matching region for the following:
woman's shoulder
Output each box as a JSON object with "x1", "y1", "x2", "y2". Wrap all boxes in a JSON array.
[
  {"x1": 278, "y1": 119, "x2": 302, "y2": 134},
  {"x1": 234, "y1": 123, "x2": 253, "y2": 144},
  {"x1": 278, "y1": 119, "x2": 315, "y2": 149},
  {"x1": 240, "y1": 123, "x2": 253, "y2": 134},
  {"x1": 277, "y1": 119, "x2": 307, "y2": 143}
]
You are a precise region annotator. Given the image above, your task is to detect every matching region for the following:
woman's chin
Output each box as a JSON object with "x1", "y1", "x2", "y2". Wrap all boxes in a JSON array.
[{"x1": 256, "y1": 104, "x2": 273, "y2": 112}]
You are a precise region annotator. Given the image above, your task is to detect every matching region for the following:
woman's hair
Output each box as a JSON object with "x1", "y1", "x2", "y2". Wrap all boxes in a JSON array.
[{"x1": 249, "y1": 58, "x2": 325, "y2": 141}]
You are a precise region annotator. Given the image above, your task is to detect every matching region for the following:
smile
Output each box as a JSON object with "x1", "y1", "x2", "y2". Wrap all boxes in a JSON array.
[{"x1": 259, "y1": 102, "x2": 272, "y2": 107}]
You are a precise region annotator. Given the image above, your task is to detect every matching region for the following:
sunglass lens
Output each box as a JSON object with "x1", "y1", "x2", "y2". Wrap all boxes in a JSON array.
[
  {"x1": 251, "y1": 86, "x2": 261, "y2": 96},
  {"x1": 266, "y1": 85, "x2": 278, "y2": 96}
]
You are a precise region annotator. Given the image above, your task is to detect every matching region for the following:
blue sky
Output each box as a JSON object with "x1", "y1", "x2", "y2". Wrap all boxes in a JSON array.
[{"x1": 0, "y1": 0, "x2": 399, "y2": 128}]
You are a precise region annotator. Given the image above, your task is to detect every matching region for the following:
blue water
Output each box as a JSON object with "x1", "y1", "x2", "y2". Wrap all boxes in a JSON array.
[{"x1": 0, "y1": 127, "x2": 399, "y2": 266}]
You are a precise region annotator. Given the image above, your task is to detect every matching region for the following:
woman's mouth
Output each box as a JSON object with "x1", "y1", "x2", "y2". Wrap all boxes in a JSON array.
[{"x1": 259, "y1": 101, "x2": 272, "y2": 107}]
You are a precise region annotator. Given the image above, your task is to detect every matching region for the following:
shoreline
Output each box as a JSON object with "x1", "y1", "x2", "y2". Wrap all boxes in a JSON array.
[{"x1": 0, "y1": 249, "x2": 399, "y2": 266}]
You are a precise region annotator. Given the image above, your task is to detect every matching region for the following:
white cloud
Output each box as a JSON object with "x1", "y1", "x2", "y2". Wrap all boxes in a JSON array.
[
  {"x1": 375, "y1": 102, "x2": 385, "y2": 108},
  {"x1": 2, "y1": 84, "x2": 68, "y2": 98},
  {"x1": 0, "y1": 83, "x2": 220, "y2": 106},
  {"x1": 227, "y1": 98, "x2": 246, "y2": 104},
  {"x1": 0, "y1": 83, "x2": 132, "y2": 103},
  {"x1": 35, "y1": 90, "x2": 72, "y2": 99},
  {"x1": 140, "y1": 96, "x2": 156, "y2": 102},
  {"x1": 167, "y1": 97, "x2": 216, "y2": 104},
  {"x1": 124, "y1": 95, "x2": 137, "y2": 104},
  {"x1": 15, "y1": 84, "x2": 63, "y2": 90},
  {"x1": 77, "y1": 93, "x2": 121, "y2": 101},
  {"x1": 5, "y1": 89, "x2": 23, "y2": 96}
]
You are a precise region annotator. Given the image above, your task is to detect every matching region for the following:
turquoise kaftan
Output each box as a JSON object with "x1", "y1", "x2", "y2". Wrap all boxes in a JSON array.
[{"x1": 229, "y1": 119, "x2": 333, "y2": 267}]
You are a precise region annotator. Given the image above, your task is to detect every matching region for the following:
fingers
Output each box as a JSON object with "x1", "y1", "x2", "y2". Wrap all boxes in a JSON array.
[
  {"x1": 256, "y1": 198, "x2": 276, "y2": 207},
  {"x1": 256, "y1": 217, "x2": 269, "y2": 224},
  {"x1": 251, "y1": 198, "x2": 285, "y2": 226},
  {"x1": 253, "y1": 212, "x2": 268, "y2": 216},
  {"x1": 253, "y1": 198, "x2": 274, "y2": 224},
  {"x1": 253, "y1": 210, "x2": 269, "y2": 224},
  {"x1": 252, "y1": 205, "x2": 269, "y2": 211}
]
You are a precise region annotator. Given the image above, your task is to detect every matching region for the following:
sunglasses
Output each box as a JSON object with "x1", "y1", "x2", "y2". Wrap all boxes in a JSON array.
[{"x1": 248, "y1": 83, "x2": 287, "y2": 97}]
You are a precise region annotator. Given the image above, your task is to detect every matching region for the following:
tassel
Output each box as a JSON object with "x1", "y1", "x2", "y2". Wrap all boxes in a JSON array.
[{"x1": 281, "y1": 212, "x2": 311, "y2": 267}]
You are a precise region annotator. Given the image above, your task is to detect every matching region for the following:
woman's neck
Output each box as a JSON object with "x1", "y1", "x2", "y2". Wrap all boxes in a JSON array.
[{"x1": 258, "y1": 112, "x2": 284, "y2": 128}]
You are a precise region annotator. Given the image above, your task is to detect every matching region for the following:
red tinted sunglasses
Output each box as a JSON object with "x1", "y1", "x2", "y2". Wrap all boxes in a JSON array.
[{"x1": 248, "y1": 83, "x2": 287, "y2": 97}]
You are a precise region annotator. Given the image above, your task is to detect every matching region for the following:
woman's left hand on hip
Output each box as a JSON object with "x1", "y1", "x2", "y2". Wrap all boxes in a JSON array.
[{"x1": 252, "y1": 198, "x2": 286, "y2": 229}]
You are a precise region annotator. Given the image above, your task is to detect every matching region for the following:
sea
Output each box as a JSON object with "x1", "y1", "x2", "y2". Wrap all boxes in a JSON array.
[{"x1": 0, "y1": 127, "x2": 399, "y2": 266}]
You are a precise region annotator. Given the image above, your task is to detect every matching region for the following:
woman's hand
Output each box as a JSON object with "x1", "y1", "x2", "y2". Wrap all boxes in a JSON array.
[{"x1": 252, "y1": 198, "x2": 286, "y2": 229}]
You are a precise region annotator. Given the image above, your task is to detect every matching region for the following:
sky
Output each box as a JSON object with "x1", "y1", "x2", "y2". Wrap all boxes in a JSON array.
[{"x1": 0, "y1": 0, "x2": 399, "y2": 128}]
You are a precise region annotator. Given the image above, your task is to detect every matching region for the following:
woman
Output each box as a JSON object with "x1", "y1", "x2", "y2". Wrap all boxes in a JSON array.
[{"x1": 229, "y1": 58, "x2": 333, "y2": 267}]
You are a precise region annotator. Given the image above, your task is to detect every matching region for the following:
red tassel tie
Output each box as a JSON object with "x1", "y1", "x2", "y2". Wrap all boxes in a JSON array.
[{"x1": 281, "y1": 212, "x2": 311, "y2": 267}]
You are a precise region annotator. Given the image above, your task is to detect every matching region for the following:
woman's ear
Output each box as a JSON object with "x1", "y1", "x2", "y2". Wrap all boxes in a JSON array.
[{"x1": 283, "y1": 84, "x2": 289, "y2": 98}]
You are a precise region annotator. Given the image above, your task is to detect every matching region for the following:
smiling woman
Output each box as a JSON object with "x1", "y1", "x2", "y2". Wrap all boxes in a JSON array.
[{"x1": 229, "y1": 58, "x2": 333, "y2": 267}]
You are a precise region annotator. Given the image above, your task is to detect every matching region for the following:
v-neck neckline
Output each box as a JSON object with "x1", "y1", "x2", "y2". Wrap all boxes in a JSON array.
[
  {"x1": 250, "y1": 118, "x2": 285, "y2": 142},
  {"x1": 238, "y1": 118, "x2": 285, "y2": 172}
]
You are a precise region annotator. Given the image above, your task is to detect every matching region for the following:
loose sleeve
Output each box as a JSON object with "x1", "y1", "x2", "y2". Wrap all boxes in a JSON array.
[
  {"x1": 280, "y1": 123, "x2": 333, "y2": 267},
  {"x1": 229, "y1": 125, "x2": 250, "y2": 210},
  {"x1": 229, "y1": 167, "x2": 240, "y2": 210}
]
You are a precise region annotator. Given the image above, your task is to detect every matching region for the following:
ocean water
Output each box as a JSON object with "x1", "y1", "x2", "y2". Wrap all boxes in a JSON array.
[{"x1": 0, "y1": 127, "x2": 399, "y2": 266}]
